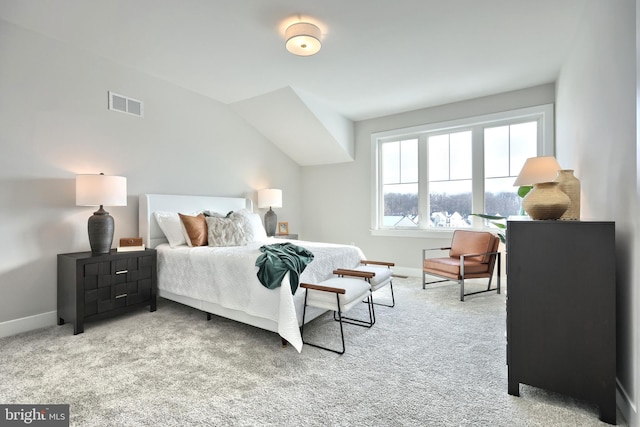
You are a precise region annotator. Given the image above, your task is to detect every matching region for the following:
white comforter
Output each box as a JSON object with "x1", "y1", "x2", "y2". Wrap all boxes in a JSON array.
[{"x1": 156, "y1": 239, "x2": 366, "y2": 352}]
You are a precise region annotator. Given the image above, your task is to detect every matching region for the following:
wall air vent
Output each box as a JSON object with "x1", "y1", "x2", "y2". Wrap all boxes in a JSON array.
[{"x1": 108, "y1": 91, "x2": 143, "y2": 117}]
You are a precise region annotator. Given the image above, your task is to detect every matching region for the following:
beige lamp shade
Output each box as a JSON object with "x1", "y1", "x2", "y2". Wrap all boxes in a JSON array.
[
  {"x1": 513, "y1": 156, "x2": 562, "y2": 186},
  {"x1": 285, "y1": 22, "x2": 322, "y2": 56},
  {"x1": 513, "y1": 156, "x2": 562, "y2": 187},
  {"x1": 76, "y1": 174, "x2": 127, "y2": 206},
  {"x1": 258, "y1": 188, "x2": 282, "y2": 209}
]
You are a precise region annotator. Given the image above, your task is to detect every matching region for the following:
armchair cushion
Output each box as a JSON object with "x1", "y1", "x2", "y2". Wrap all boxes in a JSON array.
[
  {"x1": 449, "y1": 230, "x2": 496, "y2": 263},
  {"x1": 423, "y1": 257, "x2": 490, "y2": 279}
]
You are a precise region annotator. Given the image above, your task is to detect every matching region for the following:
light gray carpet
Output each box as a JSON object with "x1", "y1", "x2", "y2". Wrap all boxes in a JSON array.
[{"x1": 0, "y1": 278, "x2": 625, "y2": 426}]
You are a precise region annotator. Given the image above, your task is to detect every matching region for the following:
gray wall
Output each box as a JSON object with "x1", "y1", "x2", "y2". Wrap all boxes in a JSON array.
[
  {"x1": 556, "y1": 0, "x2": 638, "y2": 424},
  {"x1": 0, "y1": 20, "x2": 302, "y2": 331}
]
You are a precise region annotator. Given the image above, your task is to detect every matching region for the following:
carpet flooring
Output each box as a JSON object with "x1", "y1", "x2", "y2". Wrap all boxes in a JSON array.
[{"x1": 0, "y1": 277, "x2": 625, "y2": 426}]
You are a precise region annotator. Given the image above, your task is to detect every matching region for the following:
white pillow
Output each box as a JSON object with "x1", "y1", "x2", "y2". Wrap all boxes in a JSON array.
[
  {"x1": 203, "y1": 210, "x2": 226, "y2": 218},
  {"x1": 206, "y1": 216, "x2": 247, "y2": 247},
  {"x1": 154, "y1": 211, "x2": 186, "y2": 247},
  {"x1": 232, "y1": 209, "x2": 267, "y2": 242}
]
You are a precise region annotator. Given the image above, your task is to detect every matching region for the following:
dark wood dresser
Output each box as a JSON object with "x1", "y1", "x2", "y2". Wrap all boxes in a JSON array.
[
  {"x1": 57, "y1": 249, "x2": 157, "y2": 334},
  {"x1": 506, "y1": 220, "x2": 616, "y2": 424}
]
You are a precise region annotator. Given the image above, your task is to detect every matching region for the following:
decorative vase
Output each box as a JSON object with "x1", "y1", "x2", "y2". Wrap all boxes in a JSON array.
[
  {"x1": 522, "y1": 181, "x2": 570, "y2": 220},
  {"x1": 554, "y1": 169, "x2": 580, "y2": 220}
]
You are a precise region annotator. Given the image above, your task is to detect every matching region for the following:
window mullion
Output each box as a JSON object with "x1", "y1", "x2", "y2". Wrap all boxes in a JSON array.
[
  {"x1": 471, "y1": 126, "x2": 485, "y2": 227},
  {"x1": 375, "y1": 139, "x2": 384, "y2": 229},
  {"x1": 418, "y1": 135, "x2": 429, "y2": 228}
]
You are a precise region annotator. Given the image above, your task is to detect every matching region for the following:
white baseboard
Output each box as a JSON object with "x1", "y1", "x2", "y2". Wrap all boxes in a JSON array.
[
  {"x1": 0, "y1": 311, "x2": 57, "y2": 338},
  {"x1": 617, "y1": 379, "x2": 637, "y2": 426},
  {"x1": 394, "y1": 266, "x2": 421, "y2": 278}
]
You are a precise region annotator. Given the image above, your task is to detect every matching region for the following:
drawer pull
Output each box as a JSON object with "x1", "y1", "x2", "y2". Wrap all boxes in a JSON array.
[
  {"x1": 115, "y1": 270, "x2": 128, "y2": 275},
  {"x1": 115, "y1": 293, "x2": 128, "y2": 299}
]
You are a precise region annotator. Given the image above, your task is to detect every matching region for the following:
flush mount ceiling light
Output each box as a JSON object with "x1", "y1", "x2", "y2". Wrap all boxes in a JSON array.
[{"x1": 285, "y1": 22, "x2": 321, "y2": 56}]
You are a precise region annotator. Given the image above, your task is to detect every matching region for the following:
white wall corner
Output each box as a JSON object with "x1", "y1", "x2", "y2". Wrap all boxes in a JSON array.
[
  {"x1": 293, "y1": 87, "x2": 354, "y2": 159},
  {"x1": 230, "y1": 86, "x2": 354, "y2": 166},
  {"x1": 617, "y1": 379, "x2": 638, "y2": 426}
]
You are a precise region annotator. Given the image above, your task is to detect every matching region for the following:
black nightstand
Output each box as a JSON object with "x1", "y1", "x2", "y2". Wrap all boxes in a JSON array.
[{"x1": 57, "y1": 249, "x2": 157, "y2": 334}]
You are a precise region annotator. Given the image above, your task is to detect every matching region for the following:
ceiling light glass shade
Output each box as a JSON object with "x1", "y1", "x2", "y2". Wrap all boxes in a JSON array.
[
  {"x1": 258, "y1": 188, "x2": 282, "y2": 208},
  {"x1": 285, "y1": 22, "x2": 321, "y2": 56},
  {"x1": 513, "y1": 156, "x2": 562, "y2": 186}
]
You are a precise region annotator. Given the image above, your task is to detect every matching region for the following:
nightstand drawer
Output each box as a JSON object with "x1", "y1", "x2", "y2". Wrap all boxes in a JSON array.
[
  {"x1": 82, "y1": 255, "x2": 154, "y2": 290},
  {"x1": 84, "y1": 283, "x2": 128, "y2": 316}
]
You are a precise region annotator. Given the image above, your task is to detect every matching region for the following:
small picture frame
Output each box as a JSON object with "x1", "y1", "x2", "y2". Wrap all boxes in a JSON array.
[{"x1": 278, "y1": 222, "x2": 289, "y2": 235}]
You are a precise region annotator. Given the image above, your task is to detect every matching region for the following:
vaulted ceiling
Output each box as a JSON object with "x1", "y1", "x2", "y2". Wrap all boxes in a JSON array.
[{"x1": 0, "y1": 0, "x2": 588, "y2": 165}]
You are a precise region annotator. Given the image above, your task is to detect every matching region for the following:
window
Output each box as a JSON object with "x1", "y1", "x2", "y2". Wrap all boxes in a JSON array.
[
  {"x1": 428, "y1": 131, "x2": 473, "y2": 228},
  {"x1": 372, "y1": 105, "x2": 554, "y2": 234},
  {"x1": 381, "y1": 139, "x2": 418, "y2": 227},
  {"x1": 483, "y1": 122, "x2": 537, "y2": 217}
]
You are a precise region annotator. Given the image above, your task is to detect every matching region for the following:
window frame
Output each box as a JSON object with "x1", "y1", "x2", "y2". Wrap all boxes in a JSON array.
[{"x1": 370, "y1": 104, "x2": 554, "y2": 238}]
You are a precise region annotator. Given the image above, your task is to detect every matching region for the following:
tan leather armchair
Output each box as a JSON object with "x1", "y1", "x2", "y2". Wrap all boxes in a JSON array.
[{"x1": 422, "y1": 230, "x2": 501, "y2": 301}]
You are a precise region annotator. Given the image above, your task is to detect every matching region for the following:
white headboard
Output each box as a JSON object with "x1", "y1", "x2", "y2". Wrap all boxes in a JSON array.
[{"x1": 139, "y1": 194, "x2": 253, "y2": 248}]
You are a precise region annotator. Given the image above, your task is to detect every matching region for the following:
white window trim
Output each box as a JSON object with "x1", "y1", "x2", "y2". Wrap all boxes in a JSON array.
[{"x1": 370, "y1": 104, "x2": 554, "y2": 238}]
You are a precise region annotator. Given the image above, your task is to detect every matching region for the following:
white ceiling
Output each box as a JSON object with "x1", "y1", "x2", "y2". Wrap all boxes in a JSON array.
[{"x1": 0, "y1": 0, "x2": 588, "y2": 163}]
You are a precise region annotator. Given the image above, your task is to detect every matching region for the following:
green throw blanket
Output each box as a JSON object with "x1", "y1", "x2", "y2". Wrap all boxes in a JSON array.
[{"x1": 255, "y1": 243, "x2": 314, "y2": 294}]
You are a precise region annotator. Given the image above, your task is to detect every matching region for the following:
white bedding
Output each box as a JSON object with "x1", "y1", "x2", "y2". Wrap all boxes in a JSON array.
[{"x1": 156, "y1": 238, "x2": 366, "y2": 351}]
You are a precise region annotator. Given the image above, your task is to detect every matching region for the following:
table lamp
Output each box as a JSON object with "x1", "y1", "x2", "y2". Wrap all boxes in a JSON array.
[
  {"x1": 258, "y1": 189, "x2": 282, "y2": 237},
  {"x1": 76, "y1": 173, "x2": 127, "y2": 254},
  {"x1": 513, "y1": 157, "x2": 569, "y2": 220}
]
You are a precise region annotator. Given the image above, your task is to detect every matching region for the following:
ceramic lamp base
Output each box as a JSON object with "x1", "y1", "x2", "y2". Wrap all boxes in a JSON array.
[
  {"x1": 88, "y1": 206, "x2": 114, "y2": 254},
  {"x1": 264, "y1": 208, "x2": 277, "y2": 237},
  {"x1": 522, "y1": 182, "x2": 570, "y2": 220}
]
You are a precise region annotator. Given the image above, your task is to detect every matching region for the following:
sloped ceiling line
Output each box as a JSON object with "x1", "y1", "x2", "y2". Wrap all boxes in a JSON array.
[{"x1": 231, "y1": 86, "x2": 354, "y2": 166}]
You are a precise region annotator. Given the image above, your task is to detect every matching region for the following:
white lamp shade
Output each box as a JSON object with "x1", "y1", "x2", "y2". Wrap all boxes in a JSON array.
[
  {"x1": 76, "y1": 174, "x2": 127, "y2": 206},
  {"x1": 258, "y1": 188, "x2": 282, "y2": 209},
  {"x1": 285, "y1": 22, "x2": 321, "y2": 56},
  {"x1": 513, "y1": 156, "x2": 562, "y2": 186}
]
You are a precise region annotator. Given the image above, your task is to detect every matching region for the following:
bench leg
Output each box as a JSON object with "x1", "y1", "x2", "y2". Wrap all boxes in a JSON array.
[
  {"x1": 371, "y1": 282, "x2": 396, "y2": 308},
  {"x1": 302, "y1": 293, "x2": 346, "y2": 355}
]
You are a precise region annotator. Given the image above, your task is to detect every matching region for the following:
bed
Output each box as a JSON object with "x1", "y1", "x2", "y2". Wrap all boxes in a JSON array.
[{"x1": 139, "y1": 194, "x2": 366, "y2": 352}]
